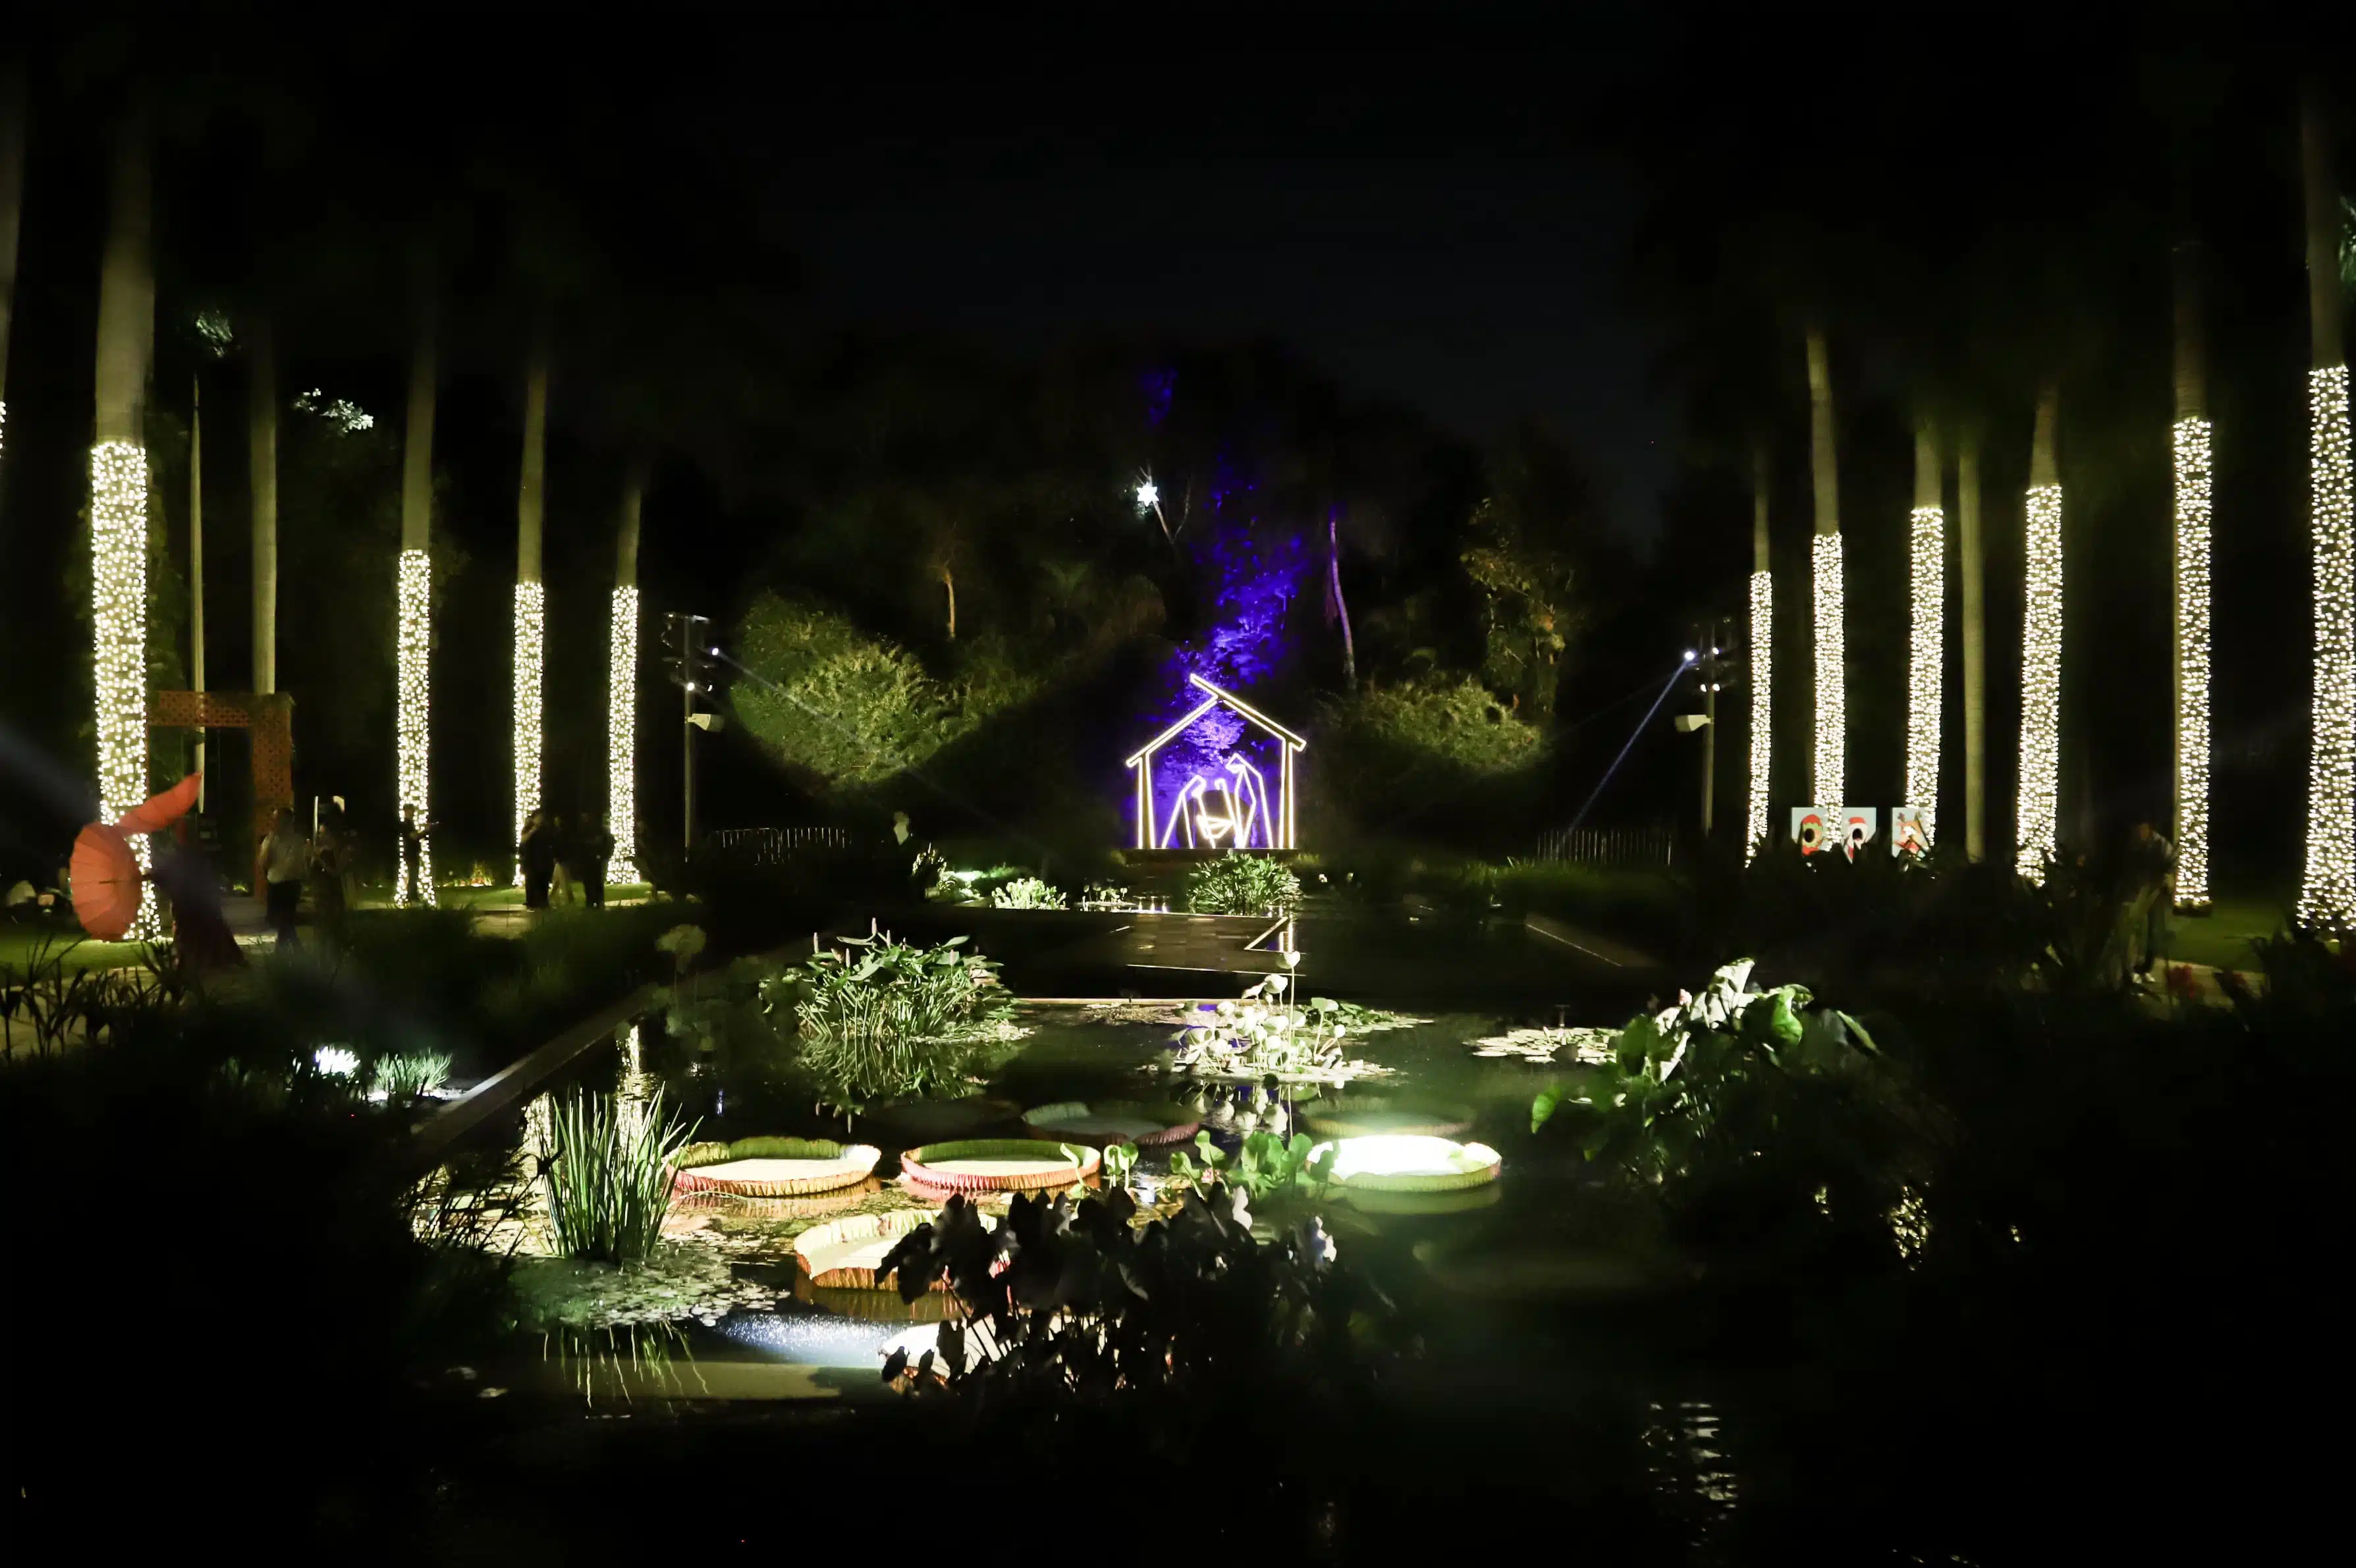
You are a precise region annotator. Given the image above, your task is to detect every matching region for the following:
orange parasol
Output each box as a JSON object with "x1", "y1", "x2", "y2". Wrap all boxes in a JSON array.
[
  {"x1": 68, "y1": 773, "x2": 206, "y2": 940},
  {"x1": 115, "y1": 771, "x2": 202, "y2": 836},
  {"x1": 69, "y1": 822, "x2": 142, "y2": 940}
]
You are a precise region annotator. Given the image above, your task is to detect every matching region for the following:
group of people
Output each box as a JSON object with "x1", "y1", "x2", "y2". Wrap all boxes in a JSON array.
[
  {"x1": 254, "y1": 807, "x2": 359, "y2": 948},
  {"x1": 518, "y1": 809, "x2": 616, "y2": 909}
]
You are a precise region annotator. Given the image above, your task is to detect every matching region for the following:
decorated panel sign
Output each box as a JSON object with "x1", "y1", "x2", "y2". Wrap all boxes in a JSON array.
[{"x1": 1792, "y1": 805, "x2": 1879, "y2": 861}]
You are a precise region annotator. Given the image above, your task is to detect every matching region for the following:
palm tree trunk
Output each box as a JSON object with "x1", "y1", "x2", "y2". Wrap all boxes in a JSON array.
[
  {"x1": 2297, "y1": 90, "x2": 2355, "y2": 926},
  {"x1": 1806, "y1": 324, "x2": 1844, "y2": 805},
  {"x1": 90, "y1": 113, "x2": 156, "y2": 930},
  {"x1": 2172, "y1": 240, "x2": 2212, "y2": 910},
  {"x1": 1959, "y1": 433, "x2": 1986, "y2": 861},
  {"x1": 1905, "y1": 418, "x2": 1945, "y2": 826},
  {"x1": 1745, "y1": 439, "x2": 1771, "y2": 858},
  {"x1": 0, "y1": 65, "x2": 26, "y2": 471},
  {"x1": 607, "y1": 462, "x2": 644, "y2": 882},
  {"x1": 512, "y1": 330, "x2": 549, "y2": 881},
  {"x1": 395, "y1": 288, "x2": 436, "y2": 904},
  {"x1": 2016, "y1": 386, "x2": 2064, "y2": 881},
  {"x1": 248, "y1": 312, "x2": 277, "y2": 694}
]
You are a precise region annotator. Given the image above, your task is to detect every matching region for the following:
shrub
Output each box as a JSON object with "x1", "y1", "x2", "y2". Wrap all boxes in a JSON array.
[
  {"x1": 535, "y1": 1089, "x2": 697, "y2": 1265},
  {"x1": 988, "y1": 875, "x2": 1066, "y2": 910},
  {"x1": 775, "y1": 928, "x2": 1018, "y2": 1114},
  {"x1": 1186, "y1": 853, "x2": 1301, "y2": 913}
]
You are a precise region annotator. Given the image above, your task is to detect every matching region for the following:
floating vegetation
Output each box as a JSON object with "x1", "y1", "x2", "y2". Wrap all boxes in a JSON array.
[{"x1": 1467, "y1": 1025, "x2": 1620, "y2": 1064}]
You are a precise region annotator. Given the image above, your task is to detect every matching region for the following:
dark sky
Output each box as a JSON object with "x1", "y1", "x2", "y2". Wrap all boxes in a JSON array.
[{"x1": 780, "y1": 132, "x2": 1670, "y2": 537}]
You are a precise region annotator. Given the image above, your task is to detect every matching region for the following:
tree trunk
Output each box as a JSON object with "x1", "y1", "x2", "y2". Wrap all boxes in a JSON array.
[
  {"x1": 1745, "y1": 439, "x2": 1771, "y2": 857},
  {"x1": 90, "y1": 113, "x2": 155, "y2": 915},
  {"x1": 2297, "y1": 89, "x2": 2355, "y2": 925},
  {"x1": 1328, "y1": 510, "x2": 1357, "y2": 691},
  {"x1": 512, "y1": 331, "x2": 549, "y2": 877},
  {"x1": 191, "y1": 375, "x2": 205, "y2": 807},
  {"x1": 0, "y1": 65, "x2": 26, "y2": 468},
  {"x1": 607, "y1": 461, "x2": 645, "y2": 882},
  {"x1": 2016, "y1": 386, "x2": 2064, "y2": 880},
  {"x1": 1905, "y1": 416, "x2": 1944, "y2": 819},
  {"x1": 248, "y1": 312, "x2": 277, "y2": 694},
  {"x1": 2172, "y1": 240, "x2": 2212, "y2": 909},
  {"x1": 1805, "y1": 323, "x2": 1843, "y2": 804},
  {"x1": 1958, "y1": 433, "x2": 1986, "y2": 861},
  {"x1": 394, "y1": 281, "x2": 436, "y2": 903}
]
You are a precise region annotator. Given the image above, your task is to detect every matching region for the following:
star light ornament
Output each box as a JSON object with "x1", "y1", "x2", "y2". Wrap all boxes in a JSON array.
[
  {"x1": 1745, "y1": 570, "x2": 1772, "y2": 860},
  {"x1": 394, "y1": 549, "x2": 435, "y2": 906},
  {"x1": 512, "y1": 580, "x2": 545, "y2": 883},
  {"x1": 1811, "y1": 533, "x2": 1845, "y2": 807},
  {"x1": 91, "y1": 441, "x2": 163, "y2": 936},
  {"x1": 2014, "y1": 485, "x2": 2065, "y2": 883},
  {"x1": 606, "y1": 585, "x2": 642, "y2": 882},
  {"x1": 2172, "y1": 418, "x2": 2213, "y2": 911},
  {"x1": 1135, "y1": 478, "x2": 1159, "y2": 512},
  {"x1": 2299, "y1": 365, "x2": 2356, "y2": 927}
]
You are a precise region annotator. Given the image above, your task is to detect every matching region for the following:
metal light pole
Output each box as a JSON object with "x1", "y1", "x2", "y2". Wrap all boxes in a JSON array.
[
  {"x1": 190, "y1": 373, "x2": 206, "y2": 811},
  {"x1": 676, "y1": 612, "x2": 709, "y2": 854},
  {"x1": 1701, "y1": 622, "x2": 1720, "y2": 838}
]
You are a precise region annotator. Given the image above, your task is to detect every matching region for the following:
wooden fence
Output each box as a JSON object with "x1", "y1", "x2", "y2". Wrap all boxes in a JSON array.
[
  {"x1": 699, "y1": 825, "x2": 856, "y2": 867},
  {"x1": 1528, "y1": 822, "x2": 1678, "y2": 869}
]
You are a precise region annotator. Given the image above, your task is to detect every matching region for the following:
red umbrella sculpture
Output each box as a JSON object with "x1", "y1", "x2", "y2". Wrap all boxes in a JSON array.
[{"x1": 69, "y1": 774, "x2": 203, "y2": 940}]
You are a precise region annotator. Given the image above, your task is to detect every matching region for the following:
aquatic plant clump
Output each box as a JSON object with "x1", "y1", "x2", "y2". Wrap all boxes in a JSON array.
[
  {"x1": 369, "y1": 1050, "x2": 453, "y2": 1100},
  {"x1": 1167, "y1": 963, "x2": 1393, "y2": 1084},
  {"x1": 775, "y1": 927, "x2": 1020, "y2": 1114},
  {"x1": 989, "y1": 876, "x2": 1068, "y2": 910},
  {"x1": 1186, "y1": 853, "x2": 1301, "y2": 913},
  {"x1": 537, "y1": 1089, "x2": 698, "y2": 1265}
]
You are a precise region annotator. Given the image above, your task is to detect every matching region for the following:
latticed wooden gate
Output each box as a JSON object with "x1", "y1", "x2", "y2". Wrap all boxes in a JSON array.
[{"x1": 148, "y1": 691, "x2": 294, "y2": 848}]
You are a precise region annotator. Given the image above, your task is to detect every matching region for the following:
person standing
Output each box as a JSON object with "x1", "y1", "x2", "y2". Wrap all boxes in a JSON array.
[
  {"x1": 548, "y1": 812, "x2": 576, "y2": 906},
  {"x1": 2129, "y1": 821, "x2": 2177, "y2": 977},
  {"x1": 580, "y1": 811, "x2": 615, "y2": 909},
  {"x1": 155, "y1": 840, "x2": 244, "y2": 973},
  {"x1": 397, "y1": 803, "x2": 433, "y2": 906},
  {"x1": 256, "y1": 808, "x2": 309, "y2": 949},
  {"x1": 309, "y1": 813, "x2": 349, "y2": 927},
  {"x1": 519, "y1": 809, "x2": 553, "y2": 909}
]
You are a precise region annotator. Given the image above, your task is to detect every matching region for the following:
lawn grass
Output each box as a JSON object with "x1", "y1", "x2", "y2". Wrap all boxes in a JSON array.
[
  {"x1": 2160, "y1": 890, "x2": 2291, "y2": 972},
  {"x1": 0, "y1": 927, "x2": 150, "y2": 975}
]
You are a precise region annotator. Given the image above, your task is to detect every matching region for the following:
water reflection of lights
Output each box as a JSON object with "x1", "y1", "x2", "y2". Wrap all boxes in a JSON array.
[{"x1": 711, "y1": 1309, "x2": 904, "y2": 1368}]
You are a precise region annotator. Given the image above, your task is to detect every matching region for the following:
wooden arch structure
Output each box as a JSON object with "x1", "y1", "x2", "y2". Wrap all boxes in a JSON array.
[{"x1": 148, "y1": 691, "x2": 294, "y2": 848}]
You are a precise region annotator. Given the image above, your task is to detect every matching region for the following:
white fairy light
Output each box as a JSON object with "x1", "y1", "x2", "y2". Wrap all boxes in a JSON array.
[
  {"x1": 512, "y1": 580, "x2": 545, "y2": 882},
  {"x1": 2299, "y1": 365, "x2": 2356, "y2": 926},
  {"x1": 1904, "y1": 506, "x2": 1944, "y2": 831},
  {"x1": 2015, "y1": 485, "x2": 2065, "y2": 882},
  {"x1": 2172, "y1": 418, "x2": 2213, "y2": 911},
  {"x1": 1811, "y1": 532, "x2": 1844, "y2": 805},
  {"x1": 1135, "y1": 478, "x2": 1158, "y2": 512},
  {"x1": 91, "y1": 441, "x2": 162, "y2": 936},
  {"x1": 395, "y1": 549, "x2": 435, "y2": 906},
  {"x1": 607, "y1": 584, "x2": 642, "y2": 882},
  {"x1": 1745, "y1": 569, "x2": 1771, "y2": 860}
]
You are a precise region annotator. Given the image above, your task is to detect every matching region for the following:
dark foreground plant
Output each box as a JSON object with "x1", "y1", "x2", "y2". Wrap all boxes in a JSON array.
[
  {"x1": 878, "y1": 1185, "x2": 1386, "y2": 1440},
  {"x1": 537, "y1": 1089, "x2": 696, "y2": 1264}
]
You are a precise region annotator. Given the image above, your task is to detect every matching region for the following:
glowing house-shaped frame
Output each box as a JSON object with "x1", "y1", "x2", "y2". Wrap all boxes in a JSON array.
[{"x1": 1126, "y1": 674, "x2": 1306, "y2": 851}]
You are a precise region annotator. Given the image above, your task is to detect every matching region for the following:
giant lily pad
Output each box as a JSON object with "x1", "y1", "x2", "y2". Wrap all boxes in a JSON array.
[
  {"x1": 673, "y1": 1137, "x2": 881, "y2": 1197},
  {"x1": 1312, "y1": 1134, "x2": 1502, "y2": 1193},
  {"x1": 1021, "y1": 1099, "x2": 1200, "y2": 1147},
  {"x1": 900, "y1": 1137, "x2": 1099, "y2": 1193}
]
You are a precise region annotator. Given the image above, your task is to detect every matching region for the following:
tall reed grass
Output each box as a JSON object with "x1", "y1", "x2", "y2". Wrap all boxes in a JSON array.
[{"x1": 537, "y1": 1089, "x2": 696, "y2": 1264}]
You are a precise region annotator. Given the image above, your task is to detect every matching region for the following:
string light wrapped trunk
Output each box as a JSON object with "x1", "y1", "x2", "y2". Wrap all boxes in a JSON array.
[
  {"x1": 1744, "y1": 443, "x2": 1771, "y2": 859},
  {"x1": 2297, "y1": 97, "x2": 2355, "y2": 927},
  {"x1": 1904, "y1": 419, "x2": 1944, "y2": 836},
  {"x1": 395, "y1": 296, "x2": 438, "y2": 904},
  {"x1": 1805, "y1": 326, "x2": 1844, "y2": 806},
  {"x1": 2015, "y1": 388, "x2": 2064, "y2": 884},
  {"x1": 2171, "y1": 238, "x2": 2212, "y2": 911},
  {"x1": 511, "y1": 339, "x2": 549, "y2": 884}
]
